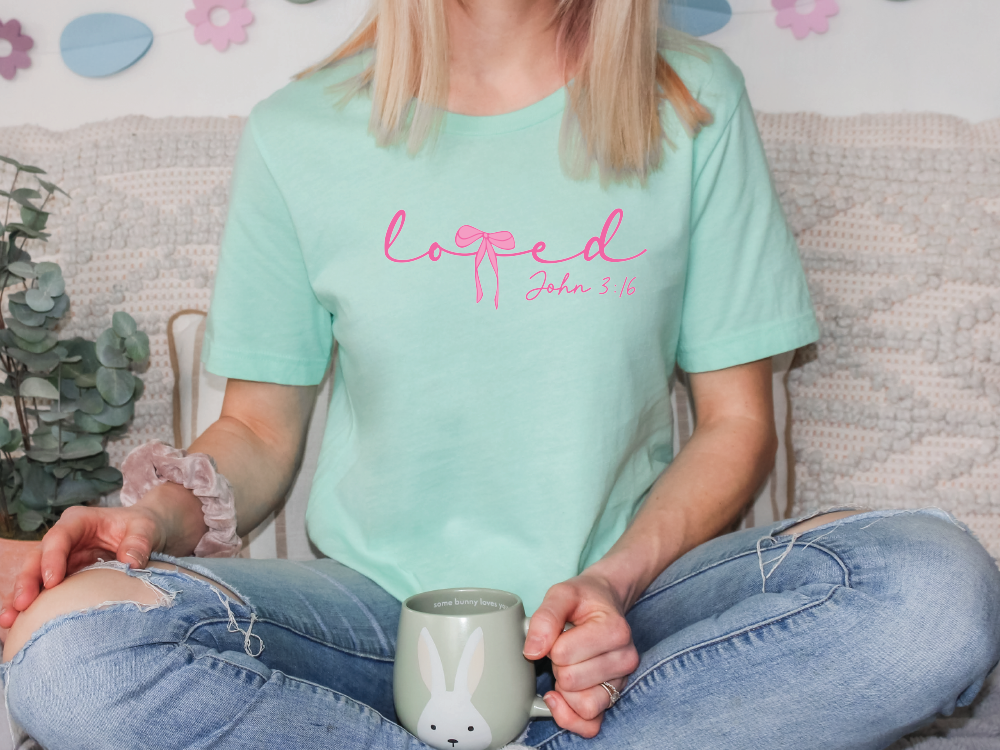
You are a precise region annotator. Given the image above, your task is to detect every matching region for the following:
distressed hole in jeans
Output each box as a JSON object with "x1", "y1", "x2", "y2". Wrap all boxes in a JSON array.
[
  {"x1": 146, "y1": 561, "x2": 246, "y2": 606},
  {"x1": 782, "y1": 509, "x2": 871, "y2": 537}
]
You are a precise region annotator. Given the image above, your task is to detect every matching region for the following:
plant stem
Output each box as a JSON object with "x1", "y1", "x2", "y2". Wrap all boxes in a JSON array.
[{"x1": 3, "y1": 167, "x2": 19, "y2": 228}]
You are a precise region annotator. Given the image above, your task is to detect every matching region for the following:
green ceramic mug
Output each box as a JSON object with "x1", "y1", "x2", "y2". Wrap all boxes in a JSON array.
[{"x1": 394, "y1": 587, "x2": 554, "y2": 750}]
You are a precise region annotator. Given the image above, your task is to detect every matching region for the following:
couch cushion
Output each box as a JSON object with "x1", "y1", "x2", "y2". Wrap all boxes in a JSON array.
[{"x1": 754, "y1": 113, "x2": 1000, "y2": 556}]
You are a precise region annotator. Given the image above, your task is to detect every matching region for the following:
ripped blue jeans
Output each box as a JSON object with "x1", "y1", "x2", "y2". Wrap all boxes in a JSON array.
[{"x1": 3, "y1": 507, "x2": 1000, "y2": 750}]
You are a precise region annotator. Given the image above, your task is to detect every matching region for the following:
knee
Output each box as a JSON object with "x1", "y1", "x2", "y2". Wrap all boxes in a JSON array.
[
  {"x1": 2, "y1": 566, "x2": 166, "y2": 664},
  {"x1": 873, "y1": 513, "x2": 1000, "y2": 686},
  {"x1": 3, "y1": 567, "x2": 174, "y2": 742}
]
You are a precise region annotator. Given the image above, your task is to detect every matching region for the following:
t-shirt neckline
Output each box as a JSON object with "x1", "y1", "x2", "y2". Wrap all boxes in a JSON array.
[{"x1": 442, "y1": 84, "x2": 567, "y2": 136}]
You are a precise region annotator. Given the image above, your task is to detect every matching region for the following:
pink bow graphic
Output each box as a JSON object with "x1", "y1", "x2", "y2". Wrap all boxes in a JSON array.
[{"x1": 454, "y1": 225, "x2": 515, "y2": 309}]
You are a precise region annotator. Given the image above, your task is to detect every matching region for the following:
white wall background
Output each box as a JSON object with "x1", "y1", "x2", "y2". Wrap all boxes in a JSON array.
[{"x1": 2, "y1": 0, "x2": 1000, "y2": 131}]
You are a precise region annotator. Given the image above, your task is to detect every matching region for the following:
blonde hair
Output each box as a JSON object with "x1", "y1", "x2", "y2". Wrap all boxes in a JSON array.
[{"x1": 295, "y1": 1, "x2": 713, "y2": 187}]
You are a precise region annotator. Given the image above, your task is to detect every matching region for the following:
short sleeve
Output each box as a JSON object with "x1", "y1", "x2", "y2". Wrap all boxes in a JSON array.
[
  {"x1": 676, "y1": 82, "x2": 819, "y2": 373},
  {"x1": 202, "y1": 113, "x2": 333, "y2": 385}
]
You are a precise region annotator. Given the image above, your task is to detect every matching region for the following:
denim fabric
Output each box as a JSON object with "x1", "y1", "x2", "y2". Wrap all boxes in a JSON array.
[{"x1": 3, "y1": 507, "x2": 999, "y2": 750}]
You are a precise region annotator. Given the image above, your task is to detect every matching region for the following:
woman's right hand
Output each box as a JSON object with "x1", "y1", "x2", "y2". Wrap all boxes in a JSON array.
[{"x1": 0, "y1": 483, "x2": 201, "y2": 632}]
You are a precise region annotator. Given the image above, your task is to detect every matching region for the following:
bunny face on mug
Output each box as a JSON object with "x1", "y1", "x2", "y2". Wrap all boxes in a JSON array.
[{"x1": 416, "y1": 626, "x2": 494, "y2": 750}]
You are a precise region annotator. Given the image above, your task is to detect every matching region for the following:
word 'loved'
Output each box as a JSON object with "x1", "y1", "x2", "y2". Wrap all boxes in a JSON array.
[{"x1": 384, "y1": 208, "x2": 646, "y2": 308}]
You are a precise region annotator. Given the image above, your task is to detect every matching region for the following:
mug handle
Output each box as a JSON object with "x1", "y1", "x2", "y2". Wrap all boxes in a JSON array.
[{"x1": 522, "y1": 617, "x2": 575, "y2": 719}]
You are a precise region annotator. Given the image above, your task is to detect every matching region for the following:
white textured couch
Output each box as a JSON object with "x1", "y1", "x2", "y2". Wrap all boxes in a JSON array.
[{"x1": 1, "y1": 110, "x2": 998, "y2": 749}]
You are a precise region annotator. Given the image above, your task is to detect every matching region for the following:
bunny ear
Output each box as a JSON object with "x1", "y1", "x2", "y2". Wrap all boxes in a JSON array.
[
  {"x1": 454, "y1": 627, "x2": 486, "y2": 697},
  {"x1": 418, "y1": 627, "x2": 447, "y2": 695}
]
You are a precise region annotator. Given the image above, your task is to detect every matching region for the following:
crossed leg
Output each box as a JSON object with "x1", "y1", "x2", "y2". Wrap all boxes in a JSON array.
[{"x1": 2, "y1": 560, "x2": 244, "y2": 664}]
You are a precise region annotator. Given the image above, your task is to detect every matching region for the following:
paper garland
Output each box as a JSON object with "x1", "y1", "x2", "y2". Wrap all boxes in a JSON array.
[
  {"x1": 668, "y1": 0, "x2": 733, "y2": 37},
  {"x1": 0, "y1": 18, "x2": 33, "y2": 81},
  {"x1": 773, "y1": 0, "x2": 840, "y2": 40},
  {"x1": 60, "y1": 14, "x2": 154, "y2": 78},
  {"x1": 1, "y1": 1, "x2": 924, "y2": 83},
  {"x1": 185, "y1": 0, "x2": 254, "y2": 53}
]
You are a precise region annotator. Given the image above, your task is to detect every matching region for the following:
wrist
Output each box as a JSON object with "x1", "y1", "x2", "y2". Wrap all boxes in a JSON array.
[
  {"x1": 580, "y1": 552, "x2": 653, "y2": 614},
  {"x1": 137, "y1": 482, "x2": 209, "y2": 556}
]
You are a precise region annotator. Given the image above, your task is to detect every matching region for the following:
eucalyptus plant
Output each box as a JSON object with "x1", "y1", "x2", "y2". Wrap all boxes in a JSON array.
[{"x1": 0, "y1": 155, "x2": 149, "y2": 540}]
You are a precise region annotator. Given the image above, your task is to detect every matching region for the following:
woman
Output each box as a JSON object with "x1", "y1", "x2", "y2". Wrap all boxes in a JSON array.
[{"x1": 2, "y1": 0, "x2": 998, "y2": 748}]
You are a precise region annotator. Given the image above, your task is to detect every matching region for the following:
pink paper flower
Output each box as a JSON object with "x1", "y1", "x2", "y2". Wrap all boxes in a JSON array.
[
  {"x1": 773, "y1": 0, "x2": 839, "y2": 40},
  {"x1": 0, "y1": 18, "x2": 34, "y2": 81},
  {"x1": 185, "y1": 0, "x2": 254, "y2": 52}
]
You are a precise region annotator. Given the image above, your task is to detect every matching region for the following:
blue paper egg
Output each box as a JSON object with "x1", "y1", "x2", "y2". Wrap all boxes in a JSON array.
[
  {"x1": 667, "y1": 0, "x2": 733, "y2": 37},
  {"x1": 60, "y1": 13, "x2": 153, "y2": 78}
]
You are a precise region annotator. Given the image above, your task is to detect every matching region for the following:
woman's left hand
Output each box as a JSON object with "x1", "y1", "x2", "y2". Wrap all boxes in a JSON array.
[{"x1": 523, "y1": 572, "x2": 640, "y2": 738}]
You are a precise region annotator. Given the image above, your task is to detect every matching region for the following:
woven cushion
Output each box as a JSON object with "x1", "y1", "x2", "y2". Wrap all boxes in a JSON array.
[{"x1": 754, "y1": 113, "x2": 1000, "y2": 556}]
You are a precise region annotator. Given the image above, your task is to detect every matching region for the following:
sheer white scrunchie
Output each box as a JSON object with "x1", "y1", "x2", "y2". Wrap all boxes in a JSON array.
[{"x1": 119, "y1": 440, "x2": 242, "y2": 557}]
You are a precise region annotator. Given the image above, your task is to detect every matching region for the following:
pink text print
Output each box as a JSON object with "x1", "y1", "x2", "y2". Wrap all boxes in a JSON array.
[
  {"x1": 383, "y1": 208, "x2": 646, "y2": 308},
  {"x1": 526, "y1": 272, "x2": 636, "y2": 301}
]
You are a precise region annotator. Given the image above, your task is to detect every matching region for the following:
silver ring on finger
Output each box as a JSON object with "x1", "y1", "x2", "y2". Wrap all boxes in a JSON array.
[{"x1": 600, "y1": 681, "x2": 621, "y2": 709}]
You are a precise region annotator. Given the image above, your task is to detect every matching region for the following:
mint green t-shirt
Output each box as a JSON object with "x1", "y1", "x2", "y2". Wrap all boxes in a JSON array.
[{"x1": 203, "y1": 45, "x2": 819, "y2": 614}]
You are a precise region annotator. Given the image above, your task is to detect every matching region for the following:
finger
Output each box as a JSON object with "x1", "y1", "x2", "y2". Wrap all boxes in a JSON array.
[
  {"x1": 551, "y1": 646, "x2": 639, "y2": 693},
  {"x1": 0, "y1": 546, "x2": 41, "y2": 628},
  {"x1": 557, "y1": 677, "x2": 627, "y2": 722},
  {"x1": 38, "y1": 506, "x2": 94, "y2": 588},
  {"x1": 114, "y1": 513, "x2": 160, "y2": 569},
  {"x1": 9, "y1": 544, "x2": 44, "y2": 615},
  {"x1": 548, "y1": 613, "x2": 633, "y2": 666},
  {"x1": 524, "y1": 583, "x2": 579, "y2": 659},
  {"x1": 543, "y1": 690, "x2": 603, "y2": 739}
]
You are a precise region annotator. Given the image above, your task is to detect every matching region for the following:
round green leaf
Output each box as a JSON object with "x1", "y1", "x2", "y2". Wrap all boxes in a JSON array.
[
  {"x1": 54, "y1": 478, "x2": 101, "y2": 506},
  {"x1": 30, "y1": 428, "x2": 59, "y2": 450},
  {"x1": 45, "y1": 293, "x2": 70, "y2": 320},
  {"x1": 0, "y1": 419, "x2": 10, "y2": 446},
  {"x1": 60, "y1": 436, "x2": 104, "y2": 460},
  {"x1": 34, "y1": 261, "x2": 60, "y2": 278},
  {"x1": 91, "y1": 400, "x2": 134, "y2": 427},
  {"x1": 96, "y1": 328, "x2": 128, "y2": 368},
  {"x1": 112, "y1": 311, "x2": 137, "y2": 338},
  {"x1": 10, "y1": 301, "x2": 47, "y2": 327},
  {"x1": 61, "y1": 337, "x2": 100, "y2": 372},
  {"x1": 77, "y1": 388, "x2": 104, "y2": 415},
  {"x1": 96, "y1": 367, "x2": 135, "y2": 407},
  {"x1": 3, "y1": 429, "x2": 23, "y2": 453},
  {"x1": 37, "y1": 271, "x2": 65, "y2": 298},
  {"x1": 9, "y1": 347, "x2": 61, "y2": 373},
  {"x1": 86, "y1": 466, "x2": 123, "y2": 484},
  {"x1": 124, "y1": 331, "x2": 150, "y2": 363},
  {"x1": 25, "y1": 288, "x2": 54, "y2": 312},
  {"x1": 6, "y1": 316, "x2": 50, "y2": 344},
  {"x1": 6, "y1": 261, "x2": 35, "y2": 279},
  {"x1": 25, "y1": 449, "x2": 59, "y2": 463},
  {"x1": 74, "y1": 372, "x2": 98, "y2": 389},
  {"x1": 13, "y1": 331, "x2": 58, "y2": 354},
  {"x1": 60, "y1": 377, "x2": 80, "y2": 400},
  {"x1": 73, "y1": 410, "x2": 113, "y2": 434},
  {"x1": 18, "y1": 509, "x2": 44, "y2": 531},
  {"x1": 20, "y1": 376, "x2": 60, "y2": 400},
  {"x1": 38, "y1": 410, "x2": 75, "y2": 424}
]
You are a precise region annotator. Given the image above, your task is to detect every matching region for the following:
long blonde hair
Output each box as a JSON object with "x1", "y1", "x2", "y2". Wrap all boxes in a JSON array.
[{"x1": 295, "y1": 0, "x2": 713, "y2": 187}]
